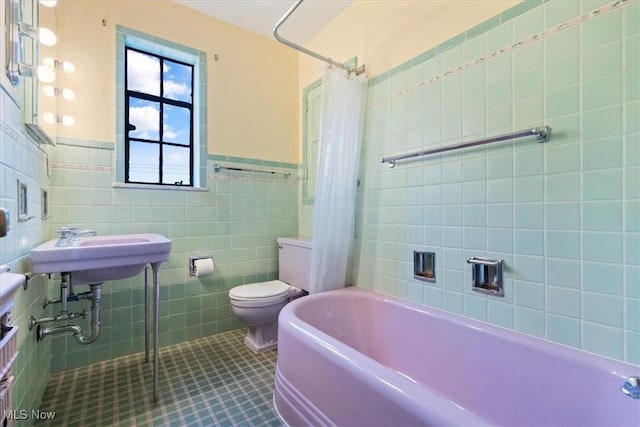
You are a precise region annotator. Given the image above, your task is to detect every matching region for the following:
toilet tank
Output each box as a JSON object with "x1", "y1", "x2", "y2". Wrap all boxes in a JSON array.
[{"x1": 277, "y1": 237, "x2": 312, "y2": 292}]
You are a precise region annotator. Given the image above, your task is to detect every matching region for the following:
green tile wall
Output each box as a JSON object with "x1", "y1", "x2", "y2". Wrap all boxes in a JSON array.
[
  {"x1": 0, "y1": 87, "x2": 53, "y2": 416},
  {"x1": 353, "y1": 0, "x2": 639, "y2": 364},
  {"x1": 46, "y1": 142, "x2": 298, "y2": 371}
]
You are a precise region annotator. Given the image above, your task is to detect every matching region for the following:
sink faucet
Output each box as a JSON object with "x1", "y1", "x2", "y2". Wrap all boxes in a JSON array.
[{"x1": 55, "y1": 226, "x2": 97, "y2": 247}]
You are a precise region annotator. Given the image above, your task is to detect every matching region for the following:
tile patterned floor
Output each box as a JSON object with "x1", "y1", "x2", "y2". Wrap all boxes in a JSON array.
[{"x1": 37, "y1": 329, "x2": 284, "y2": 426}]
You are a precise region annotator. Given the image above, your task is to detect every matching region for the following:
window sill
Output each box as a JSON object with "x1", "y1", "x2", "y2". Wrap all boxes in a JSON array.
[{"x1": 112, "y1": 183, "x2": 208, "y2": 192}]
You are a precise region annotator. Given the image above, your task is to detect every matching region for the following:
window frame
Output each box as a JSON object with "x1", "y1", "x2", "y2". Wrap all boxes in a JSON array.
[
  {"x1": 124, "y1": 46, "x2": 195, "y2": 187},
  {"x1": 115, "y1": 26, "x2": 207, "y2": 190}
]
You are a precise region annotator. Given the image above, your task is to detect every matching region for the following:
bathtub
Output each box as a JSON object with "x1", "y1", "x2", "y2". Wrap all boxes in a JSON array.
[{"x1": 273, "y1": 287, "x2": 639, "y2": 426}]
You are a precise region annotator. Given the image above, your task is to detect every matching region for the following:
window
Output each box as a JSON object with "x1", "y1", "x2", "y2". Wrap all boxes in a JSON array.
[
  {"x1": 125, "y1": 47, "x2": 194, "y2": 186},
  {"x1": 116, "y1": 27, "x2": 206, "y2": 189}
]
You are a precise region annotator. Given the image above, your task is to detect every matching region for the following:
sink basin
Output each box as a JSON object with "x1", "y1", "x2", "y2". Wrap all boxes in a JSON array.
[
  {"x1": 0, "y1": 266, "x2": 25, "y2": 315},
  {"x1": 31, "y1": 233, "x2": 172, "y2": 284}
]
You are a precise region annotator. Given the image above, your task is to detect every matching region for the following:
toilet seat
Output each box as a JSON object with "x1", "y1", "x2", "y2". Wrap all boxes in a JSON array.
[{"x1": 229, "y1": 280, "x2": 300, "y2": 307}]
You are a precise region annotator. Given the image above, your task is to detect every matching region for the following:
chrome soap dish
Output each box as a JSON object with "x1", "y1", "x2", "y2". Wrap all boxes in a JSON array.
[{"x1": 467, "y1": 257, "x2": 504, "y2": 297}]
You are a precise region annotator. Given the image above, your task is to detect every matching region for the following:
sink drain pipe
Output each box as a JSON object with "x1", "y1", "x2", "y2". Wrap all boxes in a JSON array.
[{"x1": 29, "y1": 273, "x2": 102, "y2": 344}]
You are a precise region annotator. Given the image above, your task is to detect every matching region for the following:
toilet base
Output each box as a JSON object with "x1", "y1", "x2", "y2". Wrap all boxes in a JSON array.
[
  {"x1": 244, "y1": 322, "x2": 278, "y2": 353},
  {"x1": 244, "y1": 335, "x2": 277, "y2": 352}
]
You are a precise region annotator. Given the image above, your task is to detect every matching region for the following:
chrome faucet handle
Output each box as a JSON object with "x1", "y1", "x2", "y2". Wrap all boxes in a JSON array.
[
  {"x1": 56, "y1": 226, "x2": 79, "y2": 237},
  {"x1": 55, "y1": 227, "x2": 97, "y2": 247},
  {"x1": 621, "y1": 377, "x2": 640, "y2": 399},
  {"x1": 55, "y1": 226, "x2": 80, "y2": 247}
]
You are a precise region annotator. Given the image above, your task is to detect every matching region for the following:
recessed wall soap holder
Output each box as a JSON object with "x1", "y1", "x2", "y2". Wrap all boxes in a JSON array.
[
  {"x1": 467, "y1": 257, "x2": 504, "y2": 296},
  {"x1": 414, "y1": 251, "x2": 435, "y2": 282}
]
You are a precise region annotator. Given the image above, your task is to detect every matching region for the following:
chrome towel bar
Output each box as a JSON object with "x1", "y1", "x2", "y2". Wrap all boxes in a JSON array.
[
  {"x1": 213, "y1": 163, "x2": 291, "y2": 179},
  {"x1": 381, "y1": 126, "x2": 551, "y2": 168}
]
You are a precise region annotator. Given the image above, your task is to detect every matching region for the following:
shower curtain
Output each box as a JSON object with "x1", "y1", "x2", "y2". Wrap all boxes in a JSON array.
[{"x1": 309, "y1": 65, "x2": 368, "y2": 294}]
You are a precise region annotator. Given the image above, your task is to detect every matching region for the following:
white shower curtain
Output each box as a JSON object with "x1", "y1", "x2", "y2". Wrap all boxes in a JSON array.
[{"x1": 309, "y1": 65, "x2": 368, "y2": 294}]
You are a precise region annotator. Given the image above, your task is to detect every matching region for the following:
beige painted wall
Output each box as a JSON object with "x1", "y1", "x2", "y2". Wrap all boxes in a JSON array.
[
  {"x1": 298, "y1": 0, "x2": 521, "y2": 236},
  {"x1": 50, "y1": 1, "x2": 299, "y2": 163},
  {"x1": 300, "y1": 0, "x2": 521, "y2": 87}
]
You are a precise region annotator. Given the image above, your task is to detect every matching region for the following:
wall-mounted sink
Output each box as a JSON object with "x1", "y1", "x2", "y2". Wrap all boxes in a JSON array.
[
  {"x1": 0, "y1": 266, "x2": 26, "y2": 315},
  {"x1": 31, "y1": 233, "x2": 172, "y2": 284}
]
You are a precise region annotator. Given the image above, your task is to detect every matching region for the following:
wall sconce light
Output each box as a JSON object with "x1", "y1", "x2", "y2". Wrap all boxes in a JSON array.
[
  {"x1": 42, "y1": 57, "x2": 75, "y2": 73},
  {"x1": 42, "y1": 85, "x2": 75, "y2": 100},
  {"x1": 43, "y1": 113, "x2": 74, "y2": 127},
  {"x1": 18, "y1": 22, "x2": 57, "y2": 46},
  {"x1": 39, "y1": 0, "x2": 58, "y2": 7},
  {"x1": 4, "y1": 0, "x2": 59, "y2": 85},
  {"x1": 19, "y1": 64, "x2": 56, "y2": 83}
]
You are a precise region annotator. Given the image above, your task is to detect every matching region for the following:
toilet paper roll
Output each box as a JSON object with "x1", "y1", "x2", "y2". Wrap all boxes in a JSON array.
[{"x1": 194, "y1": 258, "x2": 215, "y2": 277}]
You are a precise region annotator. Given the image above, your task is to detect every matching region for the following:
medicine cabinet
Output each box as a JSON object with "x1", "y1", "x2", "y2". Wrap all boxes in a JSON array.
[{"x1": 3, "y1": 0, "x2": 57, "y2": 145}]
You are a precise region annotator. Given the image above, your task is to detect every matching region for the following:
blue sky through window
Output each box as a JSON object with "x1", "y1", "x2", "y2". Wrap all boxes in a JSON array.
[
  {"x1": 163, "y1": 60, "x2": 192, "y2": 103},
  {"x1": 126, "y1": 48, "x2": 193, "y2": 185}
]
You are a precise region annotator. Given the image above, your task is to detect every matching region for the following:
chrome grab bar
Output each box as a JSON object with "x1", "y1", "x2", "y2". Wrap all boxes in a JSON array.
[{"x1": 466, "y1": 257, "x2": 501, "y2": 267}]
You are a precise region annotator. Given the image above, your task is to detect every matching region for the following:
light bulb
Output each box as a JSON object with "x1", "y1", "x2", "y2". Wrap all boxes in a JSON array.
[
  {"x1": 38, "y1": 28, "x2": 57, "y2": 46},
  {"x1": 42, "y1": 57, "x2": 75, "y2": 73},
  {"x1": 62, "y1": 88, "x2": 75, "y2": 100},
  {"x1": 42, "y1": 85, "x2": 56, "y2": 97},
  {"x1": 61, "y1": 115, "x2": 74, "y2": 126},
  {"x1": 39, "y1": 0, "x2": 58, "y2": 7},
  {"x1": 61, "y1": 61, "x2": 75, "y2": 73},
  {"x1": 42, "y1": 85, "x2": 75, "y2": 100},
  {"x1": 43, "y1": 113, "x2": 75, "y2": 126},
  {"x1": 36, "y1": 65, "x2": 56, "y2": 83},
  {"x1": 43, "y1": 112, "x2": 56, "y2": 124}
]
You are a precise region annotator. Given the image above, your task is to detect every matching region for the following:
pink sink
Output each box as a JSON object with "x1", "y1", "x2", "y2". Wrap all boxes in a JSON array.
[
  {"x1": 31, "y1": 234, "x2": 171, "y2": 284},
  {"x1": 0, "y1": 267, "x2": 25, "y2": 313}
]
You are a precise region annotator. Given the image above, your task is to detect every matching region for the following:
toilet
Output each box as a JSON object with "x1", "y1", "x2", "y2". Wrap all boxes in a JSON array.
[{"x1": 229, "y1": 237, "x2": 311, "y2": 352}]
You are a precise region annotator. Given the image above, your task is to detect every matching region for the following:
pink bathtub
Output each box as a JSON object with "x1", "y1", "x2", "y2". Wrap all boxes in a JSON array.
[{"x1": 274, "y1": 287, "x2": 640, "y2": 426}]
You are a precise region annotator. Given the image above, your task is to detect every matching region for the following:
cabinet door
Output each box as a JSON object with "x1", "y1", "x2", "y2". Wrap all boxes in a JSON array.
[
  {"x1": 23, "y1": 0, "x2": 56, "y2": 145},
  {"x1": 1, "y1": 0, "x2": 22, "y2": 102}
]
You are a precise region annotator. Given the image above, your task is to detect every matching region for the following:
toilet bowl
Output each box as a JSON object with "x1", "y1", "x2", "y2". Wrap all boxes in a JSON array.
[
  {"x1": 229, "y1": 237, "x2": 311, "y2": 352},
  {"x1": 229, "y1": 280, "x2": 302, "y2": 352}
]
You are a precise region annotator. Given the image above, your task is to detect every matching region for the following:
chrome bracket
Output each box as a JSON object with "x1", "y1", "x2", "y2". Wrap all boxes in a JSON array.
[{"x1": 621, "y1": 377, "x2": 640, "y2": 399}]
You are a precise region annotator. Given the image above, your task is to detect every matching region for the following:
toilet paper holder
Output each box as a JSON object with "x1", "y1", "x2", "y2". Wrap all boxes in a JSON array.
[{"x1": 189, "y1": 256, "x2": 212, "y2": 276}]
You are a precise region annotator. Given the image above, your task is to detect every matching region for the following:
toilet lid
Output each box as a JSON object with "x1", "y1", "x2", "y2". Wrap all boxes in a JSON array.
[{"x1": 229, "y1": 280, "x2": 293, "y2": 300}]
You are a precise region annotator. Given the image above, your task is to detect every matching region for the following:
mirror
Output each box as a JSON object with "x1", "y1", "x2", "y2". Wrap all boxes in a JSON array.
[
  {"x1": 2, "y1": 0, "x2": 57, "y2": 145},
  {"x1": 2, "y1": 0, "x2": 21, "y2": 102},
  {"x1": 23, "y1": 0, "x2": 56, "y2": 144}
]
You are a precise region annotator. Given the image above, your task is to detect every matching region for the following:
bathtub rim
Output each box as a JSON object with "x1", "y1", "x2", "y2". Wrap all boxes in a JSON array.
[
  {"x1": 276, "y1": 298, "x2": 490, "y2": 425},
  {"x1": 282, "y1": 286, "x2": 639, "y2": 373},
  {"x1": 275, "y1": 286, "x2": 639, "y2": 426}
]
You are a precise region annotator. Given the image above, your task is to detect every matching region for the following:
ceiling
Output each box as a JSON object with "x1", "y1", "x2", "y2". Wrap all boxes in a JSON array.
[{"x1": 173, "y1": 0, "x2": 353, "y2": 43}]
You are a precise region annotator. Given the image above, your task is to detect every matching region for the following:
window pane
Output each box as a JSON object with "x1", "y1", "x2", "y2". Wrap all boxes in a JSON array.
[
  {"x1": 163, "y1": 104, "x2": 191, "y2": 145},
  {"x1": 129, "y1": 141, "x2": 159, "y2": 183},
  {"x1": 163, "y1": 60, "x2": 192, "y2": 103},
  {"x1": 128, "y1": 98, "x2": 160, "y2": 141},
  {"x1": 127, "y1": 50, "x2": 160, "y2": 96},
  {"x1": 162, "y1": 145, "x2": 191, "y2": 185}
]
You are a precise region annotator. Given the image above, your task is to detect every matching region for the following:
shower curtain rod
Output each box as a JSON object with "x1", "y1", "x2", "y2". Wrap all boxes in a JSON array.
[{"x1": 273, "y1": 0, "x2": 364, "y2": 75}]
